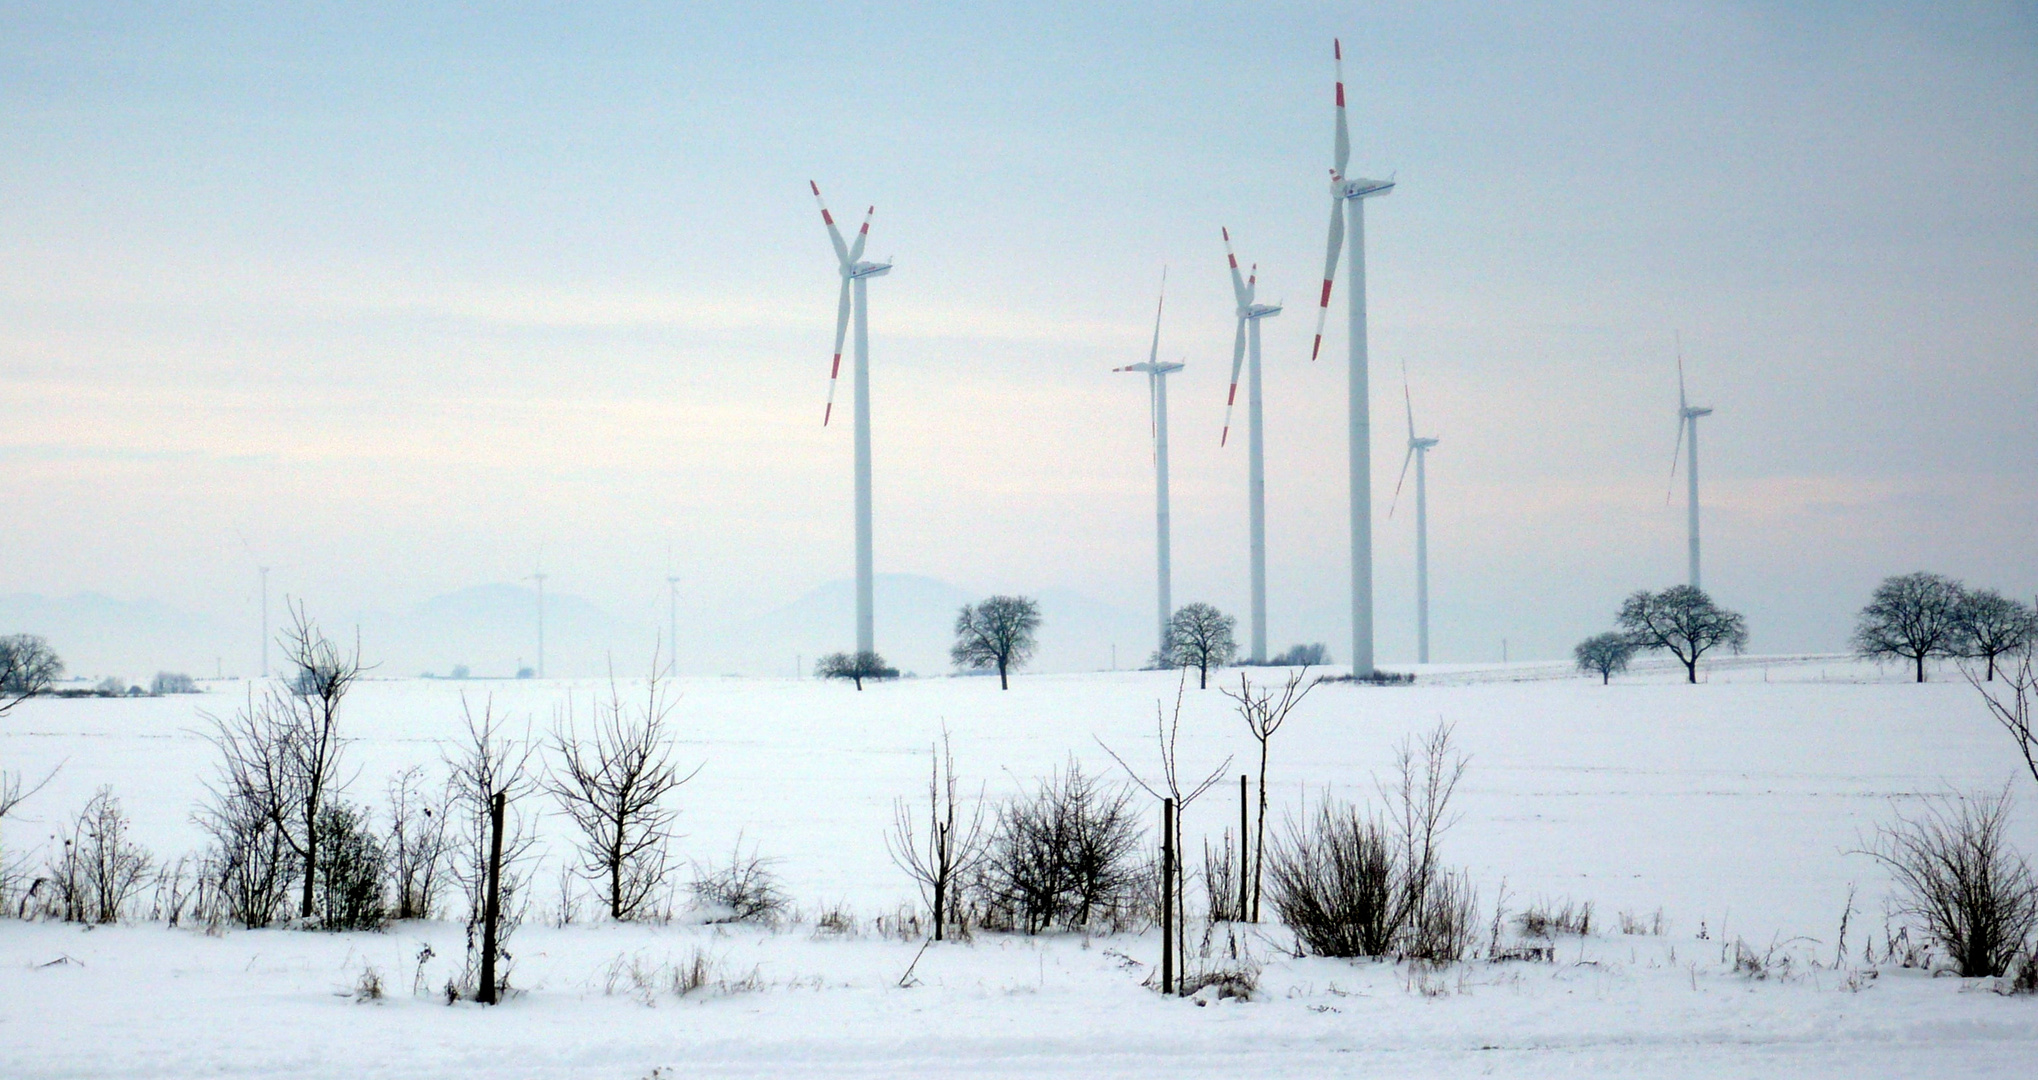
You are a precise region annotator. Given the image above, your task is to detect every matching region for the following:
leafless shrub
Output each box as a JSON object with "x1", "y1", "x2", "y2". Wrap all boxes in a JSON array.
[
  {"x1": 1870, "y1": 789, "x2": 2038, "y2": 977},
  {"x1": 152, "y1": 853, "x2": 197, "y2": 926},
  {"x1": 2003, "y1": 953, "x2": 2038, "y2": 995},
  {"x1": 688, "y1": 839, "x2": 788, "y2": 925},
  {"x1": 1618, "y1": 908, "x2": 1665, "y2": 935},
  {"x1": 313, "y1": 800, "x2": 388, "y2": 931},
  {"x1": 384, "y1": 766, "x2": 449, "y2": 922},
  {"x1": 49, "y1": 786, "x2": 154, "y2": 924},
  {"x1": 886, "y1": 727, "x2": 986, "y2": 941},
  {"x1": 971, "y1": 760, "x2": 1146, "y2": 934},
  {"x1": 1269, "y1": 723, "x2": 1477, "y2": 963},
  {"x1": 811, "y1": 901, "x2": 858, "y2": 938},
  {"x1": 1203, "y1": 833, "x2": 1241, "y2": 923},
  {"x1": 1268, "y1": 801, "x2": 1398, "y2": 957},
  {"x1": 1516, "y1": 899, "x2": 1593, "y2": 939},
  {"x1": 1972, "y1": 655, "x2": 2038, "y2": 788},
  {"x1": 353, "y1": 965, "x2": 385, "y2": 1002}
]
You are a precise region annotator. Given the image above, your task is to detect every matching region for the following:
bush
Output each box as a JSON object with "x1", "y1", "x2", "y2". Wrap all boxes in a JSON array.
[
  {"x1": 1871, "y1": 790, "x2": 2038, "y2": 977},
  {"x1": 1270, "y1": 643, "x2": 1330, "y2": 667},
  {"x1": 689, "y1": 841, "x2": 789, "y2": 925},
  {"x1": 1268, "y1": 801, "x2": 1399, "y2": 956},
  {"x1": 973, "y1": 761, "x2": 1146, "y2": 933},
  {"x1": 315, "y1": 801, "x2": 389, "y2": 931},
  {"x1": 50, "y1": 787, "x2": 154, "y2": 924}
]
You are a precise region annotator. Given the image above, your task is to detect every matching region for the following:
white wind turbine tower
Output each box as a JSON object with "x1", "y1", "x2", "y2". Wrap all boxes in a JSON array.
[
  {"x1": 1667, "y1": 342, "x2": 1713, "y2": 589},
  {"x1": 811, "y1": 181, "x2": 892, "y2": 656},
  {"x1": 526, "y1": 568, "x2": 547, "y2": 679},
  {"x1": 1219, "y1": 228, "x2": 1282, "y2": 664},
  {"x1": 1115, "y1": 271, "x2": 1183, "y2": 662},
  {"x1": 1308, "y1": 38, "x2": 1395, "y2": 678},
  {"x1": 1389, "y1": 367, "x2": 1439, "y2": 664}
]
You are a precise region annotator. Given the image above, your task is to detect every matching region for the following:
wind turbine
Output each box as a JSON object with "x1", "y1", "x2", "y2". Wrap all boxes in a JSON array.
[
  {"x1": 1667, "y1": 342, "x2": 1713, "y2": 590},
  {"x1": 526, "y1": 568, "x2": 547, "y2": 679},
  {"x1": 1309, "y1": 37, "x2": 1395, "y2": 679},
  {"x1": 1389, "y1": 368, "x2": 1439, "y2": 664},
  {"x1": 258, "y1": 565, "x2": 270, "y2": 678},
  {"x1": 1115, "y1": 271, "x2": 1183, "y2": 662},
  {"x1": 665, "y1": 574, "x2": 680, "y2": 678},
  {"x1": 811, "y1": 181, "x2": 892, "y2": 656},
  {"x1": 1219, "y1": 228, "x2": 1282, "y2": 664}
]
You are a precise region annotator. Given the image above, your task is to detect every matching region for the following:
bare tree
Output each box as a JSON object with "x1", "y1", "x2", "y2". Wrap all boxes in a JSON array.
[
  {"x1": 1168, "y1": 603, "x2": 1238, "y2": 689},
  {"x1": 265, "y1": 603, "x2": 363, "y2": 919},
  {"x1": 1385, "y1": 722, "x2": 1469, "y2": 953},
  {"x1": 1573, "y1": 632, "x2": 1637, "y2": 684},
  {"x1": 0, "y1": 634, "x2": 63, "y2": 715},
  {"x1": 1852, "y1": 572, "x2": 1965, "y2": 683},
  {"x1": 886, "y1": 726, "x2": 987, "y2": 941},
  {"x1": 1955, "y1": 588, "x2": 2037, "y2": 682},
  {"x1": 547, "y1": 671, "x2": 698, "y2": 921},
  {"x1": 1100, "y1": 670, "x2": 1233, "y2": 970},
  {"x1": 951, "y1": 596, "x2": 1042, "y2": 690},
  {"x1": 1222, "y1": 668, "x2": 1316, "y2": 920},
  {"x1": 445, "y1": 697, "x2": 537, "y2": 1001},
  {"x1": 1973, "y1": 655, "x2": 2038, "y2": 789},
  {"x1": 815, "y1": 650, "x2": 898, "y2": 691},
  {"x1": 385, "y1": 766, "x2": 450, "y2": 921},
  {"x1": 0, "y1": 763, "x2": 59, "y2": 823},
  {"x1": 1617, "y1": 585, "x2": 1748, "y2": 684}
]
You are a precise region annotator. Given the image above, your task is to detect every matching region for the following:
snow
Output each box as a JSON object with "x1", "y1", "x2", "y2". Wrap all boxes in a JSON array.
[{"x1": 2, "y1": 655, "x2": 2034, "y2": 1077}]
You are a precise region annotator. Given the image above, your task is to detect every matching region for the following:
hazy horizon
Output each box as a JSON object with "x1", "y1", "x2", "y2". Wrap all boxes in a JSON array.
[{"x1": 4, "y1": 2, "x2": 2033, "y2": 675}]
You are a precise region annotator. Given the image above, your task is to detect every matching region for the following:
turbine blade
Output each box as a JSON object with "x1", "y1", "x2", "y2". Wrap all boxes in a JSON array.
[
  {"x1": 811, "y1": 180, "x2": 850, "y2": 266},
  {"x1": 1333, "y1": 38, "x2": 1350, "y2": 177},
  {"x1": 1676, "y1": 336, "x2": 1688, "y2": 412},
  {"x1": 824, "y1": 277, "x2": 850, "y2": 425},
  {"x1": 1220, "y1": 317, "x2": 1246, "y2": 447},
  {"x1": 848, "y1": 205, "x2": 873, "y2": 264},
  {"x1": 1311, "y1": 196, "x2": 1345, "y2": 361},
  {"x1": 1389, "y1": 445, "x2": 1414, "y2": 519},
  {"x1": 1148, "y1": 267, "x2": 1167, "y2": 367},
  {"x1": 1222, "y1": 227, "x2": 1248, "y2": 309},
  {"x1": 1402, "y1": 363, "x2": 1416, "y2": 441},
  {"x1": 1665, "y1": 414, "x2": 1687, "y2": 502}
]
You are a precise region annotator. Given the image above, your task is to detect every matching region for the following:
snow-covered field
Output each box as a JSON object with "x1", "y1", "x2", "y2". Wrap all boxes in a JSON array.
[{"x1": 3, "y1": 655, "x2": 2034, "y2": 1077}]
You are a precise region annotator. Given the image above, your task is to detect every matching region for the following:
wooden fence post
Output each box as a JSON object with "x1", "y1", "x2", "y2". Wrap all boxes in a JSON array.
[
  {"x1": 1239, "y1": 774, "x2": 1250, "y2": 922},
  {"x1": 478, "y1": 790, "x2": 505, "y2": 1005},
  {"x1": 1161, "y1": 796, "x2": 1174, "y2": 995}
]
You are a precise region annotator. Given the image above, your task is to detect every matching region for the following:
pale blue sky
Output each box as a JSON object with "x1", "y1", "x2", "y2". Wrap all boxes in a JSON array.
[{"x1": 2, "y1": 2, "x2": 2034, "y2": 672}]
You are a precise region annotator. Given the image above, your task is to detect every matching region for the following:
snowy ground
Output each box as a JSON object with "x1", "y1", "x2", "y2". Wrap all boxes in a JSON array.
[{"x1": 2, "y1": 655, "x2": 2034, "y2": 1077}]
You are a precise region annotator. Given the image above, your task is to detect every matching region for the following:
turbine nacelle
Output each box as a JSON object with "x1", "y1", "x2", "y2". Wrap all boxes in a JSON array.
[
  {"x1": 1681, "y1": 405, "x2": 1713, "y2": 419},
  {"x1": 1243, "y1": 302, "x2": 1282, "y2": 321},
  {"x1": 847, "y1": 260, "x2": 893, "y2": 280},
  {"x1": 1117, "y1": 361, "x2": 1184, "y2": 375},
  {"x1": 1335, "y1": 174, "x2": 1395, "y2": 200},
  {"x1": 1410, "y1": 435, "x2": 1439, "y2": 451}
]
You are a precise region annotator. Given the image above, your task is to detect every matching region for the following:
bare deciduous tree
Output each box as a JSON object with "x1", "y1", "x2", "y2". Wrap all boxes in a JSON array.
[
  {"x1": 1852, "y1": 572, "x2": 1966, "y2": 683},
  {"x1": 1956, "y1": 588, "x2": 2037, "y2": 682},
  {"x1": 1222, "y1": 668, "x2": 1316, "y2": 920},
  {"x1": 385, "y1": 766, "x2": 450, "y2": 922},
  {"x1": 0, "y1": 763, "x2": 58, "y2": 823},
  {"x1": 1618, "y1": 585, "x2": 1748, "y2": 684},
  {"x1": 0, "y1": 634, "x2": 63, "y2": 715},
  {"x1": 1100, "y1": 670, "x2": 1233, "y2": 968},
  {"x1": 50, "y1": 786, "x2": 154, "y2": 924},
  {"x1": 886, "y1": 726, "x2": 986, "y2": 941},
  {"x1": 446, "y1": 697, "x2": 537, "y2": 1000},
  {"x1": 547, "y1": 672, "x2": 698, "y2": 921},
  {"x1": 1573, "y1": 632, "x2": 1637, "y2": 685},
  {"x1": 951, "y1": 596, "x2": 1042, "y2": 690},
  {"x1": 1973, "y1": 655, "x2": 2038, "y2": 789},
  {"x1": 1168, "y1": 603, "x2": 1237, "y2": 689},
  {"x1": 815, "y1": 650, "x2": 897, "y2": 691}
]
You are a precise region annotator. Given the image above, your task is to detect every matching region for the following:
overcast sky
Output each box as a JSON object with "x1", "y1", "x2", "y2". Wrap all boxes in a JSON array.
[{"x1": 2, "y1": 1, "x2": 2033, "y2": 672}]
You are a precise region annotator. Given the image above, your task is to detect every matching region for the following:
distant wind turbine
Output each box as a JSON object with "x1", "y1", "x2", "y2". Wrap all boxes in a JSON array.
[
  {"x1": 1309, "y1": 38, "x2": 1395, "y2": 678},
  {"x1": 811, "y1": 181, "x2": 892, "y2": 656},
  {"x1": 666, "y1": 573, "x2": 680, "y2": 678},
  {"x1": 1666, "y1": 340, "x2": 1713, "y2": 590},
  {"x1": 526, "y1": 568, "x2": 548, "y2": 679},
  {"x1": 1388, "y1": 366, "x2": 1440, "y2": 664},
  {"x1": 1116, "y1": 270, "x2": 1184, "y2": 662},
  {"x1": 1219, "y1": 228, "x2": 1282, "y2": 664}
]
